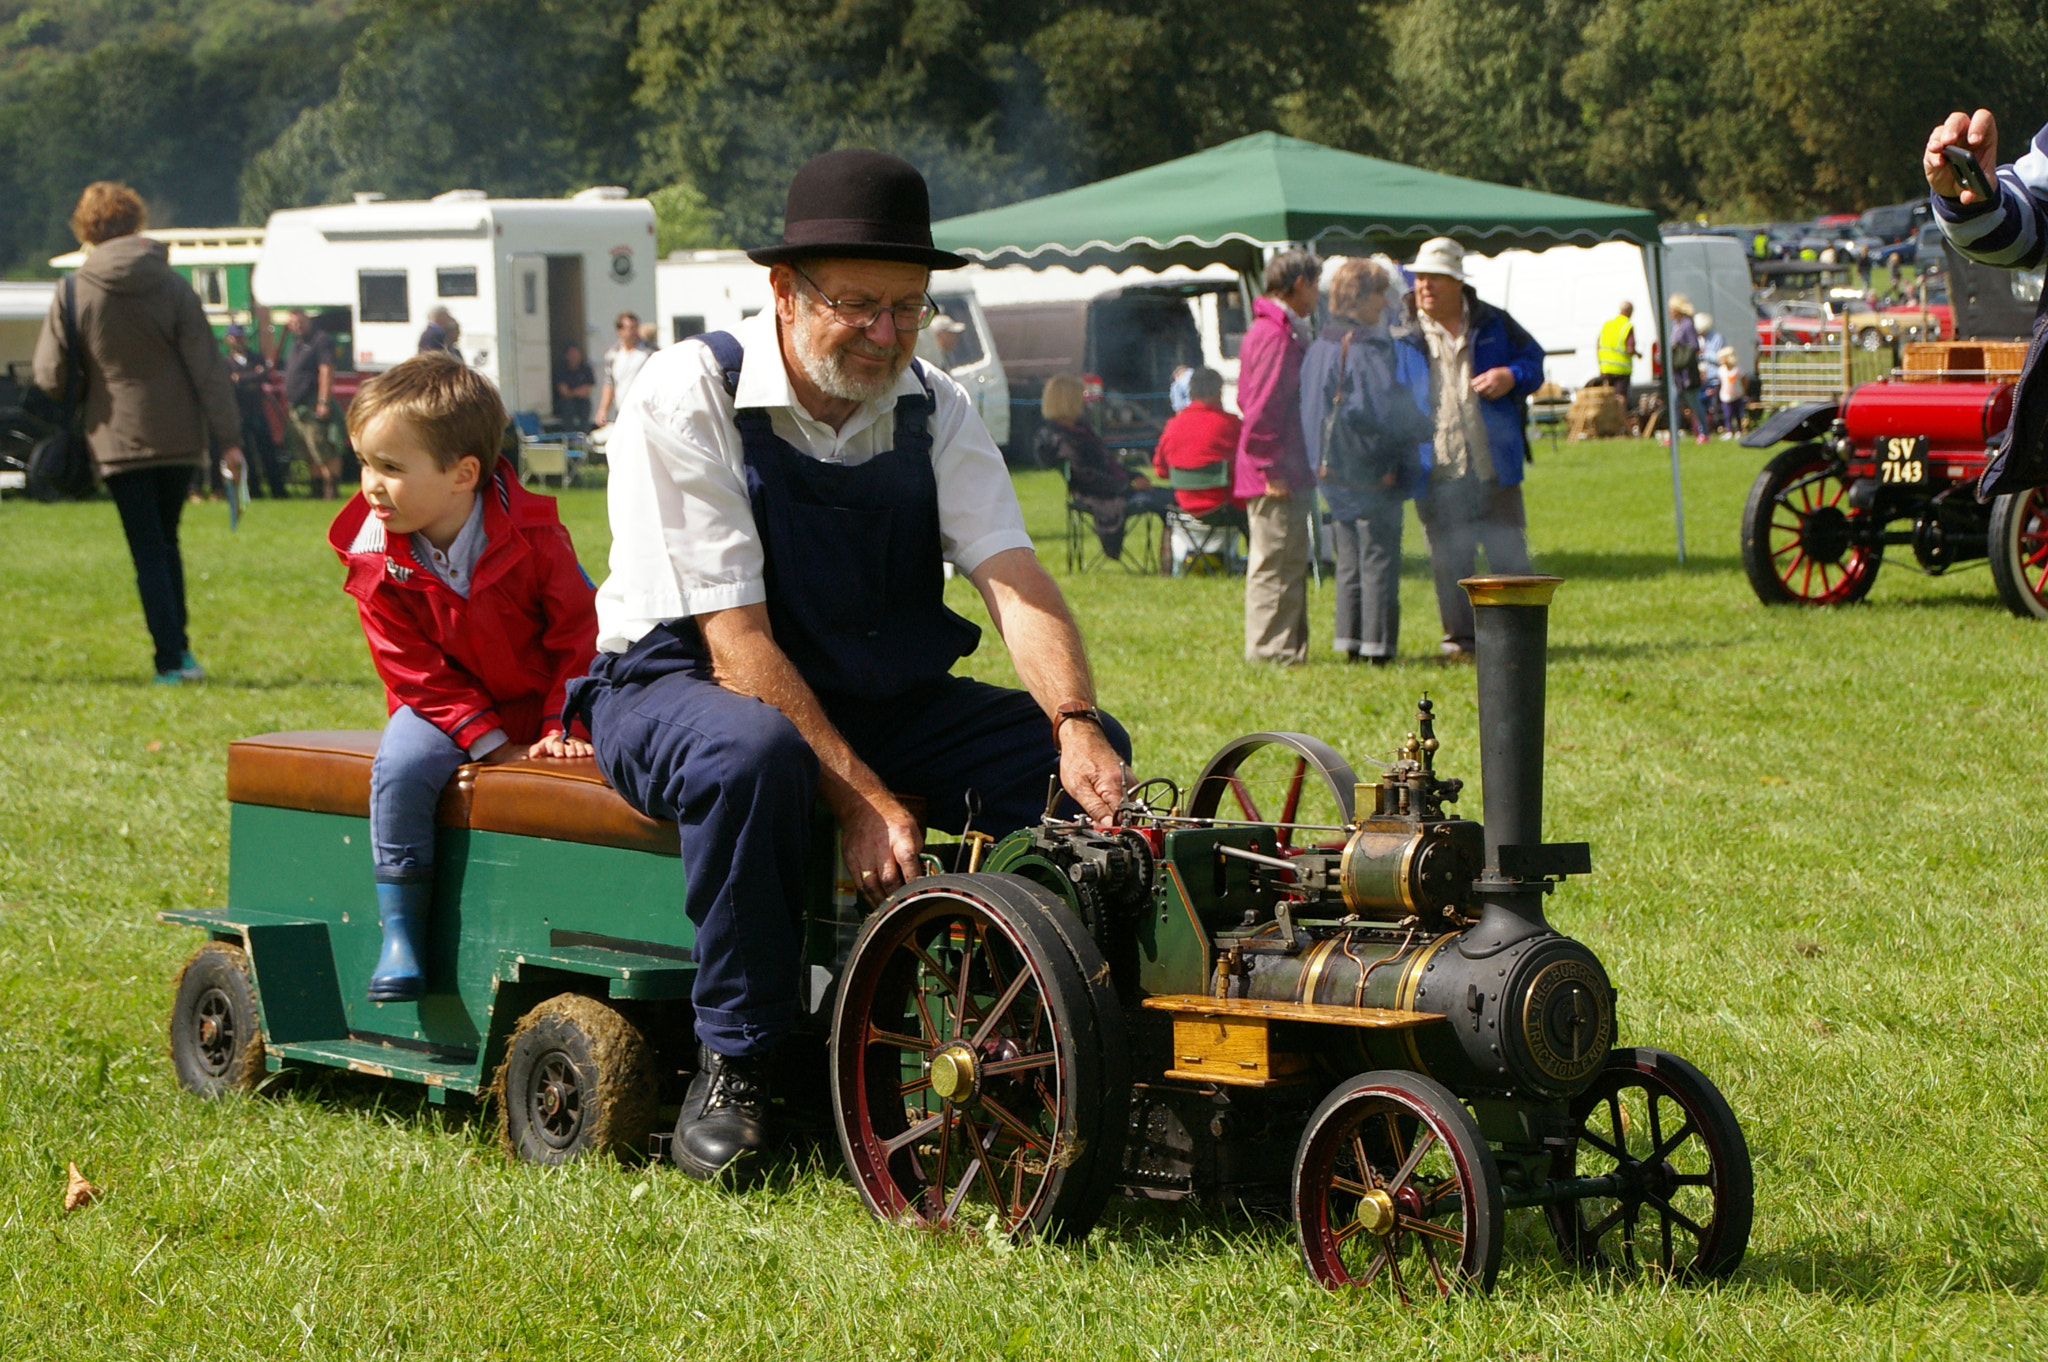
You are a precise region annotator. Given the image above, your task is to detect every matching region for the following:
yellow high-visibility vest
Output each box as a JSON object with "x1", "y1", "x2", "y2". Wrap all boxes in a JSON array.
[{"x1": 1596, "y1": 315, "x2": 1635, "y2": 375}]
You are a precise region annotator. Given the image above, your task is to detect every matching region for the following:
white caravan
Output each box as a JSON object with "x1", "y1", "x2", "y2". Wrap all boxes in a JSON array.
[
  {"x1": 253, "y1": 189, "x2": 657, "y2": 418},
  {"x1": 655, "y1": 250, "x2": 1012, "y2": 447},
  {"x1": 1460, "y1": 235, "x2": 1756, "y2": 390}
]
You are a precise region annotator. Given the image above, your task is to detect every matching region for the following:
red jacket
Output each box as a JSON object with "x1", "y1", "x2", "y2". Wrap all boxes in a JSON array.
[
  {"x1": 328, "y1": 467, "x2": 598, "y2": 750},
  {"x1": 1152, "y1": 400, "x2": 1243, "y2": 517}
]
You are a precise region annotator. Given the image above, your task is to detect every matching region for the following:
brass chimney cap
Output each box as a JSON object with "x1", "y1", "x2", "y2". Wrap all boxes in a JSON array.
[{"x1": 1459, "y1": 574, "x2": 1564, "y2": 607}]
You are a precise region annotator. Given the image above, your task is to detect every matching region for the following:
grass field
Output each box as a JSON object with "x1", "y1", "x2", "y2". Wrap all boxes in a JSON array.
[{"x1": 3, "y1": 437, "x2": 2045, "y2": 1359}]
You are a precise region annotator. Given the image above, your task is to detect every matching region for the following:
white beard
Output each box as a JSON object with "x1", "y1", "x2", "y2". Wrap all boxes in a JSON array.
[{"x1": 791, "y1": 301, "x2": 911, "y2": 403}]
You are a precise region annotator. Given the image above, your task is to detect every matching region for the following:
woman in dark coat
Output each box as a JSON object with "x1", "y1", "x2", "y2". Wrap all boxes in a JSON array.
[
  {"x1": 1301, "y1": 258, "x2": 1431, "y2": 664},
  {"x1": 34, "y1": 181, "x2": 243, "y2": 683},
  {"x1": 1034, "y1": 374, "x2": 1167, "y2": 559}
]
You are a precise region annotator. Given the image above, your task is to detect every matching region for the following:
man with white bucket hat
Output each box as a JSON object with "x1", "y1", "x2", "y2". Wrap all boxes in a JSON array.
[{"x1": 1395, "y1": 237, "x2": 1546, "y2": 656}]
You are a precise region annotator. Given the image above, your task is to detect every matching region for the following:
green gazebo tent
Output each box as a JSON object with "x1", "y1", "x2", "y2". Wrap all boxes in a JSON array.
[{"x1": 933, "y1": 133, "x2": 1692, "y2": 557}]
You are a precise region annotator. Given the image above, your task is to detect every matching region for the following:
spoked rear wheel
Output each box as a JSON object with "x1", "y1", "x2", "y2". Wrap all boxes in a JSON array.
[
  {"x1": 1988, "y1": 486, "x2": 2048, "y2": 619},
  {"x1": 1741, "y1": 443, "x2": 1882, "y2": 605},
  {"x1": 1188, "y1": 733, "x2": 1359, "y2": 849},
  {"x1": 831, "y1": 873, "x2": 1127, "y2": 1242},
  {"x1": 1292, "y1": 1071, "x2": 1503, "y2": 1297},
  {"x1": 1547, "y1": 1047, "x2": 1753, "y2": 1280}
]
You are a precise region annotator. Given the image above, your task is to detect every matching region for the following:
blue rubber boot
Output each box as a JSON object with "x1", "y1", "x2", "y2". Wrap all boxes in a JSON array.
[{"x1": 367, "y1": 880, "x2": 430, "y2": 1002}]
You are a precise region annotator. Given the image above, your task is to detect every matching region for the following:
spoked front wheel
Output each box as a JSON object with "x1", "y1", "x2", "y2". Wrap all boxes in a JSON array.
[
  {"x1": 831, "y1": 873, "x2": 1127, "y2": 1242},
  {"x1": 1988, "y1": 486, "x2": 2048, "y2": 620},
  {"x1": 1292, "y1": 1071, "x2": 1504, "y2": 1297},
  {"x1": 1740, "y1": 443, "x2": 1882, "y2": 605},
  {"x1": 1547, "y1": 1047, "x2": 1753, "y2": 1280}
]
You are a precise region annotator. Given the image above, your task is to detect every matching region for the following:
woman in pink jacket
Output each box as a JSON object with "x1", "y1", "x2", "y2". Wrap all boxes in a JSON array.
[{"x1": 1234, "y1": 249, "x2": 1322, "y2": 664}]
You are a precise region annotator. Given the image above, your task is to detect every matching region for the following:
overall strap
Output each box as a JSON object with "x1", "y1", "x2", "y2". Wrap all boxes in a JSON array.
[
  {"x1": 892, "y1": 358, "x2": 937, "y2": 453},
  {"x1": 695, "y1": 330, "x2": 745, "y2": 396}
]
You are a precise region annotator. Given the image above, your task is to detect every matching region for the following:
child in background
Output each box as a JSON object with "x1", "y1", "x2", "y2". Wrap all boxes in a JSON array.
[
  {"x1": 328, "y1": 352, "x2": 599, "y2": 1001},
  {"x1": 1717, "y1": 347, "x2": 1746, "y2": 439}
]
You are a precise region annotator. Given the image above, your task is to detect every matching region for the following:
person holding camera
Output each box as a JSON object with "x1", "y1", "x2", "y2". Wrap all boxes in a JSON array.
[
  {"x1": 1925, "y1": 109, "x2": 2048, "y2": 498},
  {"x1": 1301, "y1": 258, "x2": 1431, "y2": 665}
]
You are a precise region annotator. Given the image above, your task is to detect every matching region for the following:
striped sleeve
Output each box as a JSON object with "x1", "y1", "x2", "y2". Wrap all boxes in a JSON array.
[{"x1": 1934, "y1": 120, "x2": 2048, "y2": 270}]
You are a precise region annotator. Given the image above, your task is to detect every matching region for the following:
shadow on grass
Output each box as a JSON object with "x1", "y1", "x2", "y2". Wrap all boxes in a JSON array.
[
  {"x1": 10, "y1": 674, "x2": 370, "y2": 690},
  {"x1": 1737, "y1": 1240, "x2": 2044, "y2": 1298},
  {"x1": 1535, "y1": 551, "x2": 1742, "y2": 581}
]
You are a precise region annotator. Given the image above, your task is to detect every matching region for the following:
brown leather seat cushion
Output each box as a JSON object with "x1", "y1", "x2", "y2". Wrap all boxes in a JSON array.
[{"x1": 227, "y1": 731, "x2": 676, "y2": 856}]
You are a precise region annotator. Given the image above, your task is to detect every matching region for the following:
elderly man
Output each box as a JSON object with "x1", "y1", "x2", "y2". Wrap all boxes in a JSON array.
[
  {"x1": 1397, "y1": 237, "x2": 1545, "y2": 656},
  {"x1": 417, "y1": 307, "x2": 462, "y2": 360},
  {"x1": 1234, "y1": 249, "x2": 1322, "y2": 664},
  {"x1": 571, "y1": 150, "x2": 1132, "y2": 1182}
]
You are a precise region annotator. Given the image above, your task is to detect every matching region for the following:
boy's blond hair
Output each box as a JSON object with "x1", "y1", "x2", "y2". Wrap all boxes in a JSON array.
[{"x1": 346, "y1": 352, "x2": 505, "y2": 475}]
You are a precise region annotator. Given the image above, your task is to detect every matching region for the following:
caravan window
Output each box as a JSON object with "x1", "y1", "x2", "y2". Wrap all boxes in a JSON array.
[
  {"x1": 359, "y1": 271, "x2": 409, "y2": 323},
  {"x1": 672, "y1": 315, "x2": 706, "y2": 344},
  {"x1": 437, "y1": 267, "x2": 478, "y2": 298},
  {"x1": 190, "y1": 266, "x2": 227, "y2": 311}
]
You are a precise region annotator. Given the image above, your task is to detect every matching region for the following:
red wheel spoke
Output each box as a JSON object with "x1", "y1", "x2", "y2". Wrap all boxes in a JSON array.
[
  {"x1": 1356, "y1": 1246, "x2": 1390, "y2": 1288},
  {"x1": 1330, "y1": 1175, "x2": 1375, "y2": 1199},
  {"x1": 882, "y1": 1110, "x2": 943, "y2": 1156},
  {"x1": 979, "y1": 1051, "x2": 1056, "y2": 1078},
  {"x1": 1420, "y1": 1232, "x2": 1452, "y2": 1297},
  {"x1": 977, "y1": 1093, "x2": 1053, "y2": 1154},
  {"x1": 1276, "y1": 757, "x2": 1308, "y2": 846},
  {"x1": 900, "y1": 1074, "x2": 932, "y2": 1098},
  {"x1": 952, "y1": 922, "x2": 979, "y2": 1035},
  {"x1": 1334, "y1": 1216, "x2": 1371, "y2": 1246},
  {"x1": 1397, "y1": 1214, "x2": 1465, "y2": 1246},
  {"x1": 969, "y1": 967, "x2": 1036, "y2": 1048},
  {"x1": 867, "y1": 1025, "x2": 929, "y2": 1052},
  {"x1": 1384, "y1": 1128, "x2": 1437, "y2": 1195},
  {"x1": 1226, "y1": 774, "x2": 1263, "y2": 823},
  {"x1": 1355, "y1": 1133, "x2": 1378, "y2": 1186},
  {"x1": 940, "y1": 1154, "x2": 982, "y2": 1226}
]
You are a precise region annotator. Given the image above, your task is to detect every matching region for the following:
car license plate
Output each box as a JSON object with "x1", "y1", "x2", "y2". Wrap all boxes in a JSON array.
[{"x1": 1879, "y1": 436, "x2": 1927, "y2": 484}]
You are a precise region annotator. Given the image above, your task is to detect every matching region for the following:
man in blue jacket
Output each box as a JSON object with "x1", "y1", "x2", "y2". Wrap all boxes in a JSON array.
[{"x1": 1397, "y1": 238, "x2": 1546, "y2": 656}]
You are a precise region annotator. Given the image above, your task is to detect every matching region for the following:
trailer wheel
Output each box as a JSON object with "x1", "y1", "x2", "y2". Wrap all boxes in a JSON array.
[
  {"x1": 831, "y1": 873, "x2": 1127, "y2": 1243},
  {"x1": 170, "y1": 942, "x2": 267, "y2": 1097},
  {"x1": 1988, "y1": 486, "x2": 2048, "y2": 619},
  {"x1": 1292, "y1": 1071, "x2": 1503, "y2": 1297},
  {"x1": 1546, "y1": 1047, "x2": 1753, "y2": 1280},
  {"x1": 1741, "y1": 442, "x2": 1882, "y2": 605},
  {"x1": 496, "y1": 994, "x2": 657, "y2": 1165},
  {"x1": 1854, "y1": 326, "x2": 1883, "y2": 352}
]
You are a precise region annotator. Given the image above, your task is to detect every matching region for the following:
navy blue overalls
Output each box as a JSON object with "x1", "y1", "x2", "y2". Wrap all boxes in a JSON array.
[{"x1": 570, "y1": 333, "x2": 1130, "y2": 1057}]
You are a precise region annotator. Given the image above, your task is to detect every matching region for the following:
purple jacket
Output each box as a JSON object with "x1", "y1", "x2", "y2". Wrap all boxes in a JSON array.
[{"x1": 1234, "y1": 295, "x2": 1313, "y2": 499}]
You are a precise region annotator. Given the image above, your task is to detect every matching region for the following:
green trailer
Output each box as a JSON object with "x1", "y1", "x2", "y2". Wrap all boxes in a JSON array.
[{"x1": 51, "y1": 227, "x2": 267, "y2": 343}]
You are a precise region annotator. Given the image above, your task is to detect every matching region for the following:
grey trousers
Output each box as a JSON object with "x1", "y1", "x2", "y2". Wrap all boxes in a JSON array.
[
  {"x1": 1330, "y1": 491, "x2": 1405, "y2": 658},
  {"x1": 1244, "y1": 493, "x2": 1312, "y2": 663},
  {"x1": 1418, "y1": 477, "x2": 1530, "y2": 650}
]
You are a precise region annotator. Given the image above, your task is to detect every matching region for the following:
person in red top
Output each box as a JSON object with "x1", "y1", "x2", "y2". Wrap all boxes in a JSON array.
[
  {"x1": 327, "y1": 353, "x2": 598, "y2": 1002},
  {"x1": 1151, "y1": 367, "x2": 1247, "y2": 526}
]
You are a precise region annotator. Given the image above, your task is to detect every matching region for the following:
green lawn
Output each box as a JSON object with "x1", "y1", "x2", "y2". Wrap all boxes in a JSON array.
[{"x1": 3, "y1": 438, "x2": 2044, "y2": 1358}]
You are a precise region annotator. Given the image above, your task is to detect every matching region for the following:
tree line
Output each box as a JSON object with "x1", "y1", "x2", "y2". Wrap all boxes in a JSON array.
[{"x1": 2, "y1": 0, "x2": 2044, "y2": 274}]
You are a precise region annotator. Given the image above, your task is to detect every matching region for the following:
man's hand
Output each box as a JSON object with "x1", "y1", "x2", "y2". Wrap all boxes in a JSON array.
[
  {"x1": 314, "y1": 401, "x2": 330, "y2": 421},
  {"x1": 1058, "y1": 722, "x2": 1126, "y2": 822},
  {"x1": 220, "y1": 446, "x2": 246, "y2": 481},
  {"x1": 528, "y1": 732, "x2": 593, "y2": 759},
  {"x1": 832, "y1": 788, "x2": 924, "y2": 903},
  {"x1": 1472, "y1": 366, "x2": 1517, "y2": 400},
  {"x1": 1263, "y1": 475, "x2": 1291, "y2": 499},
  {"x1": 1927, "y1": 109, "x2": 1998, "y2": 204}
]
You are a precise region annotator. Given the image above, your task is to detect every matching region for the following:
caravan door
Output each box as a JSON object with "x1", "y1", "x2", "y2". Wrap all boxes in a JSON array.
[{"x1": 507, "y1": 253, "x2": 551, "y2": 417}]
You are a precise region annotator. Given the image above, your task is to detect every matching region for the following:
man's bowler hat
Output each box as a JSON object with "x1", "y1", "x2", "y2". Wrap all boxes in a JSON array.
[{"x1": 748, "y1": 149, "x2": 968, "y2": 270}]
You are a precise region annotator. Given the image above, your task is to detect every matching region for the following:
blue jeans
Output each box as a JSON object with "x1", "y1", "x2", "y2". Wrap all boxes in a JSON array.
[{"x1": 369, "y1": 706, "x2": 471, "y2": 885}]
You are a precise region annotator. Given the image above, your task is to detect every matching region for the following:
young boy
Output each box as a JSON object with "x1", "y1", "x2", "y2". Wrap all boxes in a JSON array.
[{"x1": 328, "y1": 352, "x2": 599, "y2": 1002}]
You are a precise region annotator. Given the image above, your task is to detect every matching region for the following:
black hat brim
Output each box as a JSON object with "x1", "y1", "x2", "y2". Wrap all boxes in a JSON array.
[{"x1": 747, "y1": 241, "x2": 969, "y2": 270}]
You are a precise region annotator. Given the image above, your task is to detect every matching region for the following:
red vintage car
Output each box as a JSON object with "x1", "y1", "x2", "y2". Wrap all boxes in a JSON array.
[{"x1": 1739, "y1": 378, "x2": 2048, "y2": 617}]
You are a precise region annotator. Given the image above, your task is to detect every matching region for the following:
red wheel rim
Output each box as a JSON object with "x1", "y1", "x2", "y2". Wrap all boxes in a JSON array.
[
  {"x1": 1296, "y1": 1088, "x2": 1485, "y2": 1298},
  {"x1": 1766, "y1": 458, "x2": 1877, "y2": 604},
  {"x1": 838, "y1": 896, "x2": 1069, "y2": 1233},
  {"x1": 2013, "y1": 488, "x2": 2048, "y2": 607}
]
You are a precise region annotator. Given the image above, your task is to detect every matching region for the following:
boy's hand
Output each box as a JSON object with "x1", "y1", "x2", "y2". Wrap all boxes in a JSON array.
[{"x1": 528, "y1": 732, "x2": 593, "y2": 759}]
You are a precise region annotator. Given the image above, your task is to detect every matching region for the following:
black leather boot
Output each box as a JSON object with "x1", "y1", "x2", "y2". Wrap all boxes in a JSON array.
[{"x1": 671, "y1": 1044, "x2": 769, "y2": 1181}]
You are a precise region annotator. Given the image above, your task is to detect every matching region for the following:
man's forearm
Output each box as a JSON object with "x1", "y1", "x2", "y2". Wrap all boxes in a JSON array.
[
  {"x1": 697, "y1": 604, "x2": 889, "y2": 813},
  {"x1": 317, "y1": 364, "x2": 332, "y2": 406},
  {"x1": 971, "y1": 548, "x2": 1096, "y2": 713}
]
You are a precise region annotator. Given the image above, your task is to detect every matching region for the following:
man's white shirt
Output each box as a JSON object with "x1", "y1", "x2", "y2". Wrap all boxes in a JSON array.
[{"x1": 594, "y1": 309, "x2": 1032, "y2": 653}]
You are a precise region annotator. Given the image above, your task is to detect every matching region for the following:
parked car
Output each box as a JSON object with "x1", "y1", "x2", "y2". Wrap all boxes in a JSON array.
[
  {"x1": 1756, "y1": 297, "x2": 1840, "y2": 346},
  {"x1": 1859, "y1": 200, "x2": 1928, "y2": 246}
]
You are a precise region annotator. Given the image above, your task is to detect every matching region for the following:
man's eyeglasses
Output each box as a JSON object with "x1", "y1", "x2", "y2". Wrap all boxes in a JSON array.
[{"x1": 790, "y1": 263, "x2": 937, "y2": 332}]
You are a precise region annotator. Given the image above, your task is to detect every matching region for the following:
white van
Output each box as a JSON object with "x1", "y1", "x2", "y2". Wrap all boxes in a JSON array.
[
  {"x1": 655, "y1": 250, "x2": 1012, "y2": 447},
  {"x1": 1460, "y1": 235, "x2": 1756, "y2": 390},
  {"x1": 252, "y1": 189, "x2": 657, "y2": 418}
]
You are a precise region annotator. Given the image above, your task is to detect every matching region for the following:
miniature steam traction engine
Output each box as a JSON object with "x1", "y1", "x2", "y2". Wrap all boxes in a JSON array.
[{"x1": 165, "y1": 576, "x2": 1753, "y2": 1297}]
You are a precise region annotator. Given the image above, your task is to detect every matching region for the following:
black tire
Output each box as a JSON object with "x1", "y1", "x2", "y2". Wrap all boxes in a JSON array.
[
  {"x1": 1741, "y1": 442, "x2": 1882, "y2": 605},
  {"x1": 496, "y1": 993, "x2": 658, "y2": 1165},
  {"x1": 1547, "y1": 1047, "x2": 1753, "y2": 1280},
  {"x1": 1988, "y1": 486, "x2": 2048, "y2": 620},
  {"x1": 170, "y1": 941, "x2": 267, "y2": 1097},
  {"x1": 831, "y1": 872, "x2": 1128, "y2": 1243},
  {"x1": 1292, "y1": 1070, "x2": 1504, "y2": 1296}
]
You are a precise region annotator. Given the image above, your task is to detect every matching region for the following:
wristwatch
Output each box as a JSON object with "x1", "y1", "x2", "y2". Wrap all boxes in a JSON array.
[{"x1": 1052, "y1": 701, "x2": 1104, "y2": 745}]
